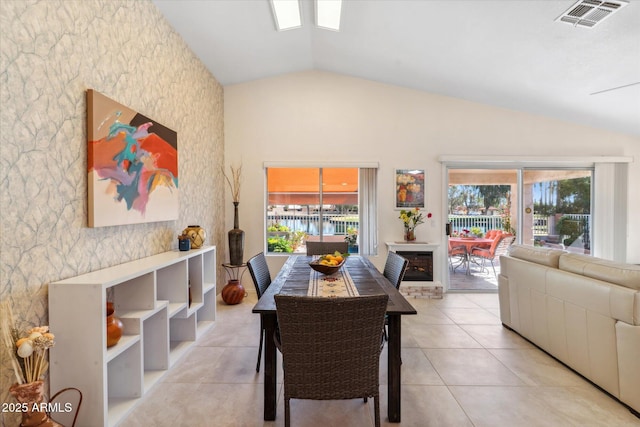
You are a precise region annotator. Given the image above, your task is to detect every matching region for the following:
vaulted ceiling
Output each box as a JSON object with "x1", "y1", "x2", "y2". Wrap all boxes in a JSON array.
[{"x1": 153, "y1": 0, "x2": 640, "y2": 137}]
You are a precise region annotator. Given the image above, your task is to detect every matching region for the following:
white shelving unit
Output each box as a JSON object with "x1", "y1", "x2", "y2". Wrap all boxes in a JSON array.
[{"x1": 49, "y1": 246, "x2": 216, "y2": 427}]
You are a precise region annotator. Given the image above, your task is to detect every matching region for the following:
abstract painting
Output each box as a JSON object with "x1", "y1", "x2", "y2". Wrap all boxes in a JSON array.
[
  {"x1": 395, "y1": 169, "x2": 425, "y2": 209},
  {"x1": 87, "y1": 90, "x2": 178, "y2": 227}
]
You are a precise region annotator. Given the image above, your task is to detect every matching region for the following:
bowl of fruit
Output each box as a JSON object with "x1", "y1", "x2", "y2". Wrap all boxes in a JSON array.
[{"x1": 309, "y1": 252, "x2": 348, "y2": 275}]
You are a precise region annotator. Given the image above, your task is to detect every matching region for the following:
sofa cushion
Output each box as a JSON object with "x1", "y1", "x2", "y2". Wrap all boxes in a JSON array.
[
  {"x1": 559, "y1": 253, "x2": 640, "y2": 290},
  {"x1": 507, "y1": 244, "x2": 565, "y2": 268}
]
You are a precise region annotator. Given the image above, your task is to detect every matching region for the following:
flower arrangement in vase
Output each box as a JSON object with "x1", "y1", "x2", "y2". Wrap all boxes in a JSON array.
[
  {"x1": 399, "y1": 208, "x2": 431, "y2": 241},
  {"x1": 344, "y1": 227, "x2": 359, "y2": 253},
  {"x1": 344, "y1": 226, "x2": 358, "y2": 246},
  {"x1": 1, "y1": 302, "x2": 62, "y2": 426}
]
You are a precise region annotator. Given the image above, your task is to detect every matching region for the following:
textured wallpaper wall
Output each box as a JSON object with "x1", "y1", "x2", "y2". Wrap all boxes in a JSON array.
[{"x1": 0, "y1": 0, "x2": 225, "y2": 410}]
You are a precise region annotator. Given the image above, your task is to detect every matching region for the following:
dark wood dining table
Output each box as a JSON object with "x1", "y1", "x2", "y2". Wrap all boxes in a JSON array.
[
  {"x1": 252, "y1": 255, "x2": 417, "y2": 423},
  {"x1": 449, "y1": 237, "x2": 494, "y2": 274}
]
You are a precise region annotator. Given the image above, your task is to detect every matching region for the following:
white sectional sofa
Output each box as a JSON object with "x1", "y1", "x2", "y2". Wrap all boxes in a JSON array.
[{"x1": 498, "y1": 244, "x2": 640, "y2": 414}]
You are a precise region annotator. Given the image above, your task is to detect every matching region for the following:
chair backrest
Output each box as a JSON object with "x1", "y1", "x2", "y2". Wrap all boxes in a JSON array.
[
  {"x1": 306, "y1": 241, "x2": 348, "y2": 256},
  {"x1": 247, "y1": 252, "x2": 272, "y2": 298},
  {"x1": 49, "y1": 387, "x2": 82, "y2": 427},
  {"x1": 448, "y1": 240, "x2": 466, "y2": 254},
  {"x1": 382, "y1": 251, "x2": 409, "y2": 289},
  {"x1": 486, "y1": 232, "x2": 508, "y2": 255},
  {"x1": 494, "y1": 235, "x2": 515, "y2": 257},
  {"x1": 274, "y1": 294, "x2": 389, "y2": 400},
  {"x1": 485, "y1": 229, "x2": 502, "y2": 240}
]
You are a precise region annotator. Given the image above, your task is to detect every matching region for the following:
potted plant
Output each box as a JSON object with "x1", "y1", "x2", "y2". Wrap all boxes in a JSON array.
[{"x1": 344, "y1": 227, "x2": 359, "y2": 253}]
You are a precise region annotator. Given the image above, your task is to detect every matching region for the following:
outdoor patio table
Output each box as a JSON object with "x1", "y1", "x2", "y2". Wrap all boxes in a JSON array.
[
  {"x1": 449, "y1": 237, "x2": 494, "y2": 275},
  {"x1": 252, "y1": 255, "x2": 417, "y2": 423}
]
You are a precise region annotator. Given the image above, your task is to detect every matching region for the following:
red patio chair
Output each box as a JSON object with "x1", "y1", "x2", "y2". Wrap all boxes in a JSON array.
[
  {"x1": 470, "y1": 234, "x2": 515, "y2": 276},
  {"x1": 448, "y1": 241, "x2": 467, "y2": 273}
]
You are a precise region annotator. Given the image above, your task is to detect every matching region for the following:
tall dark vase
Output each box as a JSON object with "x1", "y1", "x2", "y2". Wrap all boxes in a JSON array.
[{"x1": 228, "y1": 202, "x2": 245, "y2": 266}]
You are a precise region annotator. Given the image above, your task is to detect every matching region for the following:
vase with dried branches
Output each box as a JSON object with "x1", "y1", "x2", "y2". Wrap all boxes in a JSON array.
[
  {"x1": 223, "y1": 164, "x2": 244, "y2": 266},
  {"x1": 2, "y1": 302, "x2": 63, "y2": 427}
]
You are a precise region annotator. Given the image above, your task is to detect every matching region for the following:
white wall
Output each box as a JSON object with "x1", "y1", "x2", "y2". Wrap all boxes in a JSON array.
[{"x1": 224, "y1": 70, "x2": 640, "y2": 275}]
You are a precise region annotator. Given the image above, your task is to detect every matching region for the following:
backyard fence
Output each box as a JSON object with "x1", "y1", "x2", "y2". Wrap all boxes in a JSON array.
[{"x1": 448, "y1": 215, "x2": 504, "y2": 234}]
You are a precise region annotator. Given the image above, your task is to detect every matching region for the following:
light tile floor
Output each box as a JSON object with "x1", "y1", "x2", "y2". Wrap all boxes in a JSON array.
[{"x1": 121, "y1": 291, "x2": 640, "y2": 427}]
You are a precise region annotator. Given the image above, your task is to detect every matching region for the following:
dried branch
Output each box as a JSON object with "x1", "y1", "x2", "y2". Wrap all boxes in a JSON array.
[
  {"x1": 222, "y1": 163, "x2": 242, "y2": 203},
  {"x1": 1, "y1": 302, "x2": 26, "y2": 384}
]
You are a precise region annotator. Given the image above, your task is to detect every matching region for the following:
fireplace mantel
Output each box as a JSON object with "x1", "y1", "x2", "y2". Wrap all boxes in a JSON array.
[{"x1": 385, "y1": 242, "x2": 440, "y2": 252}]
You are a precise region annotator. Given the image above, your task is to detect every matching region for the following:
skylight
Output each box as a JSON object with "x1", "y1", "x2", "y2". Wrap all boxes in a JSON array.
[
  {"x1": 270, "y1": 0, "x2": 302, "y2": 31},
  {"x1": 270, "y1": 0, "x2": 343, "y2": 32},
  {"x1": 316, "y1": 0, "x2": 342, "y2": 31}
]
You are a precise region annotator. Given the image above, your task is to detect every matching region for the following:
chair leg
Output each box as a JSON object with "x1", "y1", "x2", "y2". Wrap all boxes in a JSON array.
[
  {"x1": 490, "y1": 259, "x2": 497, "y2": 277},
  {"x1": 285, "y1": 398, "x2": 291, "y2": 427},
  {"x1": 374, "y1": 395, "x2": 380, "y2": 427}
]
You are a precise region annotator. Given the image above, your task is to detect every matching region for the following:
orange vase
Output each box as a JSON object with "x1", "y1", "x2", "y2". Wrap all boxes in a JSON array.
[
  {"x1": 221, "y1": 280, "x2": 245, "y2": 305},
  {"x1": 106, "y1": 302, "x2": 124, "y2": 347}
]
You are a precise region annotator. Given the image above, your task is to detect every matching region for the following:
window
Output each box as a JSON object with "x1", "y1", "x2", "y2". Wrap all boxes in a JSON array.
[{"x1": 265, "y1": 167, "x2": 377, "y2": 255}]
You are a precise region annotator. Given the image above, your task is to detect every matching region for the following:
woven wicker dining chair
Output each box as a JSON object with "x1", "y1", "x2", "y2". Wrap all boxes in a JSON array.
[
  {"x1": 274, "y1": 294, "x2": 389, "y2": 427},
  {"x1": 247, "y1": 252, "x2": 272, "y2": 372},
  {"x1": 382, "y1": 251, "x2": 409, "y2": 342},
  {"x1": 306, "y1": 241, "x2": 348, "y2": 256},
  {"x1": 382, "y1": 251, "x2": 409, "y2": 289}
]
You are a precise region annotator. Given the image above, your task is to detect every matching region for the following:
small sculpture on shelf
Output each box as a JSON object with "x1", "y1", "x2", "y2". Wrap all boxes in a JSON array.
[{"x1": 182, "y1": 225, "x2": 206, "y2": 249}]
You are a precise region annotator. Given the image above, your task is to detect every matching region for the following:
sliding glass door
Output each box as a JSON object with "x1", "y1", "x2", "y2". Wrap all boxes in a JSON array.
[{"x1": 446, "y1": 167, "x2": 593, "y2": 291}]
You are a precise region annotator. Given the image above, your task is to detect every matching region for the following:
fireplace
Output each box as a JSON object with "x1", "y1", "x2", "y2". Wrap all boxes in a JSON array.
[{"x1": 396, "y1": 251, "x2": 433, "y2": 282}]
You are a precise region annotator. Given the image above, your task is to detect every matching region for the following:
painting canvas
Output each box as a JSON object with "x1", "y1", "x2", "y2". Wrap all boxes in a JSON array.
[
  {"x1": 395, "y1": 169, "x2": 425, "y2": 209},
  {"x1": 87, "y1": 90, "x2": 178, "y2": 227}
]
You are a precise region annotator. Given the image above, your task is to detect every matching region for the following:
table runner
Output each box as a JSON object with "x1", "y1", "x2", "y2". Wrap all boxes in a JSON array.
[{"x1": 307, "y1": 267, "x2": 359, "y2": 297}]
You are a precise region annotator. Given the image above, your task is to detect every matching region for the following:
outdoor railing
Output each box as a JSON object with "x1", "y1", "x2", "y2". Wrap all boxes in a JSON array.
[
  {"x1": 448, "y1": 215, "x2": 504, "y2": 234},
  {"x1": 267, "y1": 213, "x2": 358, "y2": 236}
]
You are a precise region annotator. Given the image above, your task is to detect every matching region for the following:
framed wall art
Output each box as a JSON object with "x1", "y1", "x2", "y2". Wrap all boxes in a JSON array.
[
  {"x1": 87, "y1": 89, "x2": 178, "y2": 227},
  {"x1": 395, "y1": 169, "x2": 425, "y2": 209}
]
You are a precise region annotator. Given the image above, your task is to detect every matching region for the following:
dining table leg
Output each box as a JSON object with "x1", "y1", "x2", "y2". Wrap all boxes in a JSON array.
[
  {"x1": 387, "y1": 314, "x2": 402, "y2": 422},
  {"x1": 263, "y1": 313, "x2": 278, "y2": 421}
]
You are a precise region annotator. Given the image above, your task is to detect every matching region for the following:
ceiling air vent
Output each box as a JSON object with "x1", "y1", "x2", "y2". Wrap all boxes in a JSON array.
[{"x1": 556, "y1": 0, "x2": 628, "y2": 28}]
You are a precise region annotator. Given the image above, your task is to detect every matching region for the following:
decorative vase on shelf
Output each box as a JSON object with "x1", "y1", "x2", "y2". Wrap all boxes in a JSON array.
[
  {"x1": 228, "y1": 202, "x2": 245, "y2": 266},
  {"x1": 9, "y1": 381, "x2": 63, "y2": 427},
  {"x1": 182, "y1": 225, "x2": 206, "y2": 249},
  {"x1": 106, "y1": 302, "x2": 124, "y2": 348},
  {"x1": 404, "y1": 227, "x2": 416, "y2": 242}
]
